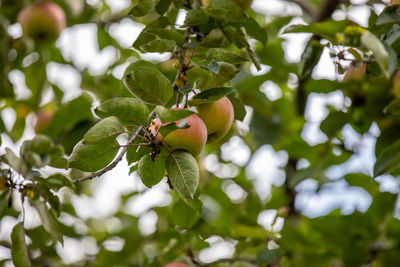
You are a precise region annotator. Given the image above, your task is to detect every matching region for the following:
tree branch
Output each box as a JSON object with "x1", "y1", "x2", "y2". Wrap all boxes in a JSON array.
[
  {"x1": 286, "y1": 0, "x2": 341, "y2": 214},
  {"x1": 286, "y1": 0, "x2": 316, "y2": 18},
  {"x1": 313, "y1": 0, "x2": 341, "y2": 22},
  {"x1": 73, "y1": 110, "x2": 156, "y2": 184}
]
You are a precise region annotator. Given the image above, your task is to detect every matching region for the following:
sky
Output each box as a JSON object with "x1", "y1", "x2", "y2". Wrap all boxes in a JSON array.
[{"x1": 0, "y1": 0, "x2": 398, "y2": 264}]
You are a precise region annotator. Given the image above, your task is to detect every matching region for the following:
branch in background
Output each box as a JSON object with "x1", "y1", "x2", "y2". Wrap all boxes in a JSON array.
[
  {"x1": 287, "y1": 0, "x2": 316, "y2": 18},
  {"x1": 73, "y1": 110, "x2": 155, "y2": 184},
  {"x1": 313, "y1": 0, "x2": 341, "y2": 22},
  {"x1": 285, "y1": 0, "x2": 341, "y2": 214}
]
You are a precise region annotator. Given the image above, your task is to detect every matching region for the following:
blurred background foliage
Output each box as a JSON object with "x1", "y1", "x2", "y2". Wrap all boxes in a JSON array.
[{"x1": 1, "y1": 0, "x2": 400, "y2": 266}]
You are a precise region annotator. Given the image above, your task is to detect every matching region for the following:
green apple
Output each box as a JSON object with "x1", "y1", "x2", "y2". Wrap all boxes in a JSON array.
[
  {"x1": 18, "y1": 2, "x2": 66, "y2": 42},
  {"x1": 151, "y1": 109, "x2": 207, "y2": 157},
  {"x1": 196, "y1": 96, "x2": 234, "y2": 143}
]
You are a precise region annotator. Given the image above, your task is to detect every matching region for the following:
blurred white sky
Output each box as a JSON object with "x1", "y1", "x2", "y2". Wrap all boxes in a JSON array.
[{"x1": 0, "y1": 0, "x2": 397, "y2": 264}]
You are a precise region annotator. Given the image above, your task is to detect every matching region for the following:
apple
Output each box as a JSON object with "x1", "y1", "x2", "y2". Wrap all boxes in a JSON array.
[
  {"x1": 164, "y1": 263, "x2": 189, "y2": 267},
  {"x1": 196, "y1": 96, "x2": 234, "y2": 143},
  {"x1": 343, "y1": 63, "x2": 366, "y2": 82},
  {"x1": 34, "y1": 108, "x2": 54, "y2": 133},
  {"x1": 0, "y1": 177, "x2": 6, "y2": 190},
  {"x1": 201, "y1": 0, "x2": 252, "y2": 11},
  {"x1": 18, "y1": 2, "x2": 66, "y2": 42},
  {"x1": 151, "y1": 109, "x2": 207, "y2": 157}
]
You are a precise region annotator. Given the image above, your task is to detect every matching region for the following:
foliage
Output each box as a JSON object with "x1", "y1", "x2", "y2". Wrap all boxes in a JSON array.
[{"x1": 1, "y1": 0, "x2": 400, "y2": 266}]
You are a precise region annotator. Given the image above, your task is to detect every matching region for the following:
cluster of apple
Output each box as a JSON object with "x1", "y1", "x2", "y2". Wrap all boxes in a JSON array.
[{"x1": 151, "y1": 96, "x2": 234, "y2": 157}]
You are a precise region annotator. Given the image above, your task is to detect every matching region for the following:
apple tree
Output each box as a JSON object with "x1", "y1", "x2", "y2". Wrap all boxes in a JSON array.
[{"x1": 1, "y1": 0, "x2": 400, "y2": 266}]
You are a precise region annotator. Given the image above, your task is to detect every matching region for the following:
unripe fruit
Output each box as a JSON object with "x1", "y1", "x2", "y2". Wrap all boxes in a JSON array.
[
  {"x1": 201, "y1": 0, "x2": 252, "y2": 11},
  {"x1": 164, "y1": 263, "x2": 190, "y2": 267},
  {"x1": 152, "y1": 109, "x2": 207, "y2": 157},
  {"x1": 18, "y1": 2, "x2": 66, "y2": 42},
  {"x1": 196, "y1": 96, "x2": 234, "y2": 143}
]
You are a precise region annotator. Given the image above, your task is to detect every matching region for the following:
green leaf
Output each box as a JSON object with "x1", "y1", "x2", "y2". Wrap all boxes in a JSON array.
[
  {"x1": 45, "y1": 93, "x2": 94, "y2": 137},
  {"x1": 344, "y1": 173, "x2": 379, "y2": 196},
  {"x1": 184, "y1": 8, "x2": 209, "y2": 26},
  {"x1": 289, "y1": 167, "x2": 316, "y2": 188},
  {"x1": 178, "y1": 85, "x2": 193, "y2": 93},
  {"x1": 207, "y1": 49, "x2": 248, "y2": 64},
  {"x1": 205, "y1": 0, "x2": 246, "y2": 22},
  {"x1": 123, "y1": 66, "x2": 173, "y2": 105},
  {"x1": 44, "y1": 173, "x2": 74, "y2": 191},
  {"x1": 25, "y1": 56, "x2": 46, "y2": 106},
  {"x1": 385, "y1": 99, "x2": 400, "y2": 115},
  {"x1": 374, "y1": 139, "x2": 400, "y2": 177},
  {"x1": 36, "y1": 184, "x2": 61, "y2": 215},
  {"x1": 201, "y1": 59, "x2": 220, "y2": 74},
  {"x1": 132, "y1": 17, "x2": 171, "y2": 50},
  {"x1": 141, "y1": 39, "x2": 176, "y2": 52},
  {"x1": 95, "y1": 97, "x2": 150, "y2": 126},
  {"x1": 129, "y1": 0, "x2": 153, "y2": 17},
  {"x1": 188, "y1": 87, "x2": 235, "y2": 105},
  {"x1": 69, "y1": 139, "x2": 119, "y2": 172},
  {"x1": 32, "y1": 200, "x2": 63, "y2": 244},
  {"x1": 250, "y1": 112, "x2": 281, "y2": 145},
  {"x1": 214, "y1": 62, "x2": 239, "y2": 85},
  {"x1": 166, "y1": 151, "x2": 199, "y2": 199},
  {"x1": 228, "y1": 93, "x2": 246, "y2": 121},
  {"x1": 4, "y1": 148, "x2": 28, "y2": 177},
  {"x1": 305, "y1": 79, "x2": 340, "y2": 94},
  {"x1": 200, "y1": 28, "x2": 230, "y2": 48},
  {"x1": 137, "y1": 155, "x2": 166, "y2": 188},
  {"x1": 126, "y1": 140, "x2": 150, "y2": 165},
  {"x1": 159, "y1": 121, "x2": 190, "y2": 137},
  {"x1": 241, "y1": 17, "x2": 267, "y2": 44},
  {"x1": 299, "y1": 39, "x2": 324, "y2": 79},
  {"x1": 385, "y1": 43, "x2": 398, "y2": 76},
  {"x1": 320, "y1": 111, "x2": 350, "y2": 137},
  {"x1": 155, "y1": 105, "x2": 194, "y2": 123},
  {"x1": 155, "y1": 0, "x2": 171, "y2": 14},
  {"x1": 20, "y1": 136, "x2": 67, "y2": 169},
  {"x1": 376, "y1": 5, "x2": 400, "y2": 25},
  {"x1": 361, "y1": 30, "x2": 389, "y2": 78},
  {"x1": 83, "y1": 117, "x2": 125, "y2": 144},
  {"x1": 171, "y1": 199, "x2": 200, "y2": 227},
  {"x1": 133, "y1": 32, "x2": 158, "y2": 52},
  {"x1": 48, "y1": 145, "x2": 68, "y2": 169},
  {"x1": 145, "y1": 28, "x2": 185, "y2": 46},
  {"x1": 11, "y1": 222, "x2": 31, "y2": 267},
  {"x1": 235, "y1": 27, "x2": 261, "y2": 70},
  {"x1": 257, "y1": 248, "x2": 282, "y2": 264},
  {"x1": 283, "y1": 20, "x2": 348, "y2": 42}
]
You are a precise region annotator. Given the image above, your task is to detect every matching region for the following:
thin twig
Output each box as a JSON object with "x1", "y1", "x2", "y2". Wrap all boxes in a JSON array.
[{"x1": 73, "y1": 111, "x2": 156, "y2": 184}]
